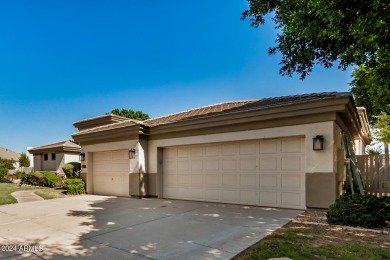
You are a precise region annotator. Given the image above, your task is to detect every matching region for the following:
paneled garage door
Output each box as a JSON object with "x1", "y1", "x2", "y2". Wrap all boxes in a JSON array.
[
  {"x1": 93, "y1": 150, "x2": 130, "y2": 196},
  {"x1": 163, "y1": 137, "x2": 305, "y2": 209}
]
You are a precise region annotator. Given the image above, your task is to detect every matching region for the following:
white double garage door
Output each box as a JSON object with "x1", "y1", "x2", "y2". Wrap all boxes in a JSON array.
[
  {"x1": 92, "y1": 137, "x2": 306, "y2": 209},
  {"x1": 163, "y1": 137, "x2": 306, "y2": 209}
]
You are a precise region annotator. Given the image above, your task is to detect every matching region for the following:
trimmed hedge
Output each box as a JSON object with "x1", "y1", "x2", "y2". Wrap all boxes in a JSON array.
[
  {"x1": 21, "y1": 172, "x2": 45, "y2": 186},
  {"x1": 68, "y1": 162, "x2": 81, "y2": 174},
  {"x1": 21, "y1": 171, "x2": 62, "y2": 187},
  {"x1": 327, "y1": 194, "x2": 386, "y2": 228},
  {"x1": 62, "y1": 164, "x2": 74, "y2": 178},
  {"x1": 43, "y1": 171, "x2": 62, "y2": 188},
  {"x1": 65, "y1": 178, "x2": 85, "y2": 195}
]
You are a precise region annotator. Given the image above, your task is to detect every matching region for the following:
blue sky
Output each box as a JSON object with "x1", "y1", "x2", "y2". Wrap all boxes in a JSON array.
[{"x1": 0, "y1": 0, "x2": 354, "y2": 153}]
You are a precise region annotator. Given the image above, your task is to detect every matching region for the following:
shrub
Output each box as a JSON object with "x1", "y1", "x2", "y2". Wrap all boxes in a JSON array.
[
  {"x1": 21, "y1": 171, "x2": 45, "y2": 186},
  {"x1": 15, "y1": 171, "x2": 26, "y2": 179},
  {"x1": 64, "y1": 178, "x2": 85, "y2": 195},
  {"x1": 68, "y1": 162, "x2": 81, "y2": 174},
  {"x1": 380, "y1": 196, "x2": 390, "y2": 221},
  {"x1": 0, "y1": 167, "x2": 8, "y2": 180},
  {"x1": 327, "y1": 194, "x2": 386, "y2": 228},
  {"x1": 0, "y1": 178, "x2": 12, "y2": 183},
  {"x1": 21, "y1": 173, "x2": 34, "y2": 185},
  {"x1": 43, "y1": 172, "x2": 62, "y2": 188},
  {"x1": 62, "y1": 164, "x2": 74, "y2": 178}
]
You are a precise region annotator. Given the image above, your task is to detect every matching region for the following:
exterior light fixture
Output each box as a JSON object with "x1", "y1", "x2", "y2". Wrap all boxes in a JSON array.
[
  {"x1": 129, "y1": 148, "x2": 136, "y2": 159},
  {"x1": 313, "y1": 135, "x2": 324, "y2": 151},
  {"x1": 79, "y1": 153, "x2": 86, "y2": 161}
]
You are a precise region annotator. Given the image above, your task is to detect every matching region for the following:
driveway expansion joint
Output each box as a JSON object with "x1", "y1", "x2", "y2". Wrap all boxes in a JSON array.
[
  {"x1": 192, "y1": 241, "x2": 234, "y2": 254},
  {"x1": 84, "y1": 238, "x2": 156, "y2": 260}
]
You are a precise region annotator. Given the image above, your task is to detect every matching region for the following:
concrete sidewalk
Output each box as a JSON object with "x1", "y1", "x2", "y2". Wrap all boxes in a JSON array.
[
  {"x1": 11, "y1": 190, "x2": 44, "y2": 203},
  {"x1": 0, "y1": 195, "x2": 302, "y2": 259}
]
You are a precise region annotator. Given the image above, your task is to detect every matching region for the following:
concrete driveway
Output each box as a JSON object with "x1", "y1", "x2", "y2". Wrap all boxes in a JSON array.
[{"x1": 0, "y1": 195, "x2": 302, "y2": 259}]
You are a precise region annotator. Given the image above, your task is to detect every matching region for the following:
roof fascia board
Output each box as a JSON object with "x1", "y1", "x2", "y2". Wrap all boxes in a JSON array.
[
  {"x1": 73, "y1": 114, "x2": 129, "y2": 131},
  {"x1": 29, "y1": 147, "x2": 81, "y2": 154},
  {"x1": 73, "y1": 126, "x2": 140, "y2": 144}
]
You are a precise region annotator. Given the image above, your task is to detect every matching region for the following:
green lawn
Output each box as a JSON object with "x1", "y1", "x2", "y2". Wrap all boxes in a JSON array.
[
  {"x1": 0, "y1": 183, "x2": 45, "y2": 205},
  {"x1": 34, "y1": 188, "x2": 67, "y2": 200},
  {"x1": 0, "y1": 183, "x2": 68, "y2": 205},
  {"x1": 234, "y1": 222, "x2": 390, "y2": 260}
]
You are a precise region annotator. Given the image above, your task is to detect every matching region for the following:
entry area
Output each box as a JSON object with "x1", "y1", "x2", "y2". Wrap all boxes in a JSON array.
[
  {"x1": 92, "y1": 150, "x2": 130, "y2": 196},
  {"x1": 163, "y1": 137, "x2": 306, "y2": 209}
]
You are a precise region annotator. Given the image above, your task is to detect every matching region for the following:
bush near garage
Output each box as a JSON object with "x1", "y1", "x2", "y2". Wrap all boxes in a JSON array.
[
  {"x1": 380, "y1": 196, "x2": 390, "y2": 221},
  {"x1": 68, "y1": 162, "x2": 81, "y2": 173},
  {"x1": 64, "y1": 178, "x2": 85, "y2": 195},
  {"x1": 62, "y1": 164, "x2": 74, "y2": 178},
  {"x1": 327, "y1": 193, "x2": 386, "y2": 228}
]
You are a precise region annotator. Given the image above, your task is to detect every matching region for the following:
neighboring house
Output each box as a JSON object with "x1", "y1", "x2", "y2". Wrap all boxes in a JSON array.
[
  {"x1": 72, "y1": 92, "x2": 370, "y2": 209},
  {"x1": 0, "y1": 147, "x2": 21, "y2": 169},
  {"x1": 28, "y1": 140, "x2": 81, "y2": 174}
]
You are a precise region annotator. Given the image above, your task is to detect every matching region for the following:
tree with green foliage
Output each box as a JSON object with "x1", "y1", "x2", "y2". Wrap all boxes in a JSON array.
[
  {"x1": 18, "y1": 153, "x2": 30, "y2": 167},
  {"x1": 0, "y1": 157, "x2": 15, "y2": 170},
  {"x1": 108, "y1": 108, "x2": 150, "y2": 121},
  {"x1": 350, "y1": 65, "x2": 390, "y2": 123},
  {"x1": 372, "y1": 110, "x2": 390, "y2": 154},
  {"x1": 241, "y1": 1, "x2": 390, "y2": 79}
]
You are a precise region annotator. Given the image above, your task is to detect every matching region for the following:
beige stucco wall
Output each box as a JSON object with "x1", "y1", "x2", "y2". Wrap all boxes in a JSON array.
[
  {"x1": 55, "y1": 153, "x2": 65, "y2": 173},
  {"x1": 41, "y1": 153, "x2": 57, "y2": 172},
  {"x1": 33, "y1": 155, "x2": 42, "y2": 171},
  {"x1": 148, "y1": 121, "x2": 336, "y2": 206}
]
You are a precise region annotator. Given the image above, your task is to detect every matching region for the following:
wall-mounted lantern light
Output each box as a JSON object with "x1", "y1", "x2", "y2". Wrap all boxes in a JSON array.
[
  {"x1": 79, "y1": 153, "x2": 86, "y2": 161},
  {"x1": 129, "y1": 148, "x2": 136, "y2": 159},
  {"x1": 313, "y1": 135, "x2": 324, "y2": 151}
]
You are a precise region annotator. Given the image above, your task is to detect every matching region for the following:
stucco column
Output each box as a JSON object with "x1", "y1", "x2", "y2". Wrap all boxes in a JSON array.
[
  {"x1": 81, "y1": 152, "x2": 93, "y2": 194},
  {"x1": 130, "y1": 139, "x2": 148, "y2": 198}
]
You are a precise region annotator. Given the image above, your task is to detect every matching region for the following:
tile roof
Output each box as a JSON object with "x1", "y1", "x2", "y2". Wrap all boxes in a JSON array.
[
  {"x1": 72, "y1": 92, "x2": 350, "y2": 135},
  {"x1": 73, "y1": 120, "x2": 139, "y2": 136},
  {"x1": 28, "y1": 140, "x2": 81, "y2": 152},
  {"x1": 143, "y1": 92, "x2": 349, "y2": 127},
  {"x1": 0, "y1": 147, "x2": 21, "y2": 160}
]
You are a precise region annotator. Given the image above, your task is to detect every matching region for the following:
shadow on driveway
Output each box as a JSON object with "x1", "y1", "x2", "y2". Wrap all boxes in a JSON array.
[{"x1": 0, "y1": 195, "x2": 302, "y2": 259}]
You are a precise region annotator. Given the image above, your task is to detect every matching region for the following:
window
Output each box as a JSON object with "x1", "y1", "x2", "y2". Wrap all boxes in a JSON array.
[
  {"x1": 51, "y1": 153, "x2": 56, "y2": 160},
  {"x1": 44, "y1": 154, "x2": 48, "y2": 161}
]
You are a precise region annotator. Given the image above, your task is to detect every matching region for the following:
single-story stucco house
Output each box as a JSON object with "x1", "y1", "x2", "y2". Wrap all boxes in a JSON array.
[
  {"x1": 72, "y1": 92, "x2": 370, "y2": 209},
  {"x1": 28, "y1": 140, "x2": 81, "y2": 174}
]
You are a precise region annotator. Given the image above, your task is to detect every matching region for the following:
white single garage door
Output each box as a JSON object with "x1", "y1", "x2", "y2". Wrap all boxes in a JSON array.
[
  {"x1": 163, "y1": 137, "x2": 305, "y2": 209},
  {"x1": 93, "y1": 150, "x2": 130, "y2": 196}
]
